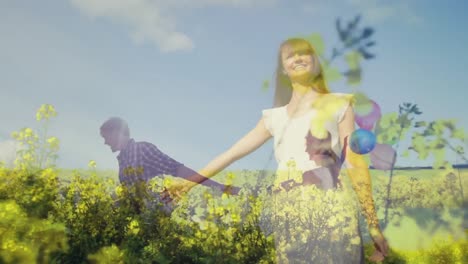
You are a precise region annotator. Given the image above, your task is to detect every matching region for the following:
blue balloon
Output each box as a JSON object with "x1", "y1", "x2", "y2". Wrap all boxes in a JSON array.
[{"x1": 349, "y1": 129, "x2": 376, "y2": 154}]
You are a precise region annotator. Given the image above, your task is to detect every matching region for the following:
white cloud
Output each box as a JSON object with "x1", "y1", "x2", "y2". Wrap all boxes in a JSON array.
[
  {"x1": 70, "y1": 0, "x2": 277, "y2": 52},
  {"x1": 70, "y1": 0, "x2": 193, "y2": 52},
  {"x1": 165, "y1": 0, "x2": 276, "y2": 8}
]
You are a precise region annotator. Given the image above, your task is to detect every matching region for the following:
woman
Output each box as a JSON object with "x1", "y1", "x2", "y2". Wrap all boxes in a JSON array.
[{"x1": 180, "y1": 38, "x2": 388, "y2": 263}]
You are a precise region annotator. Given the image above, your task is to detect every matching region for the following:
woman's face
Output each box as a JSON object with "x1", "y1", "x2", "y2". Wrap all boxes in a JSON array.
[{"x1": 280, "y1": 44, "x2": 317, "y2": 79}]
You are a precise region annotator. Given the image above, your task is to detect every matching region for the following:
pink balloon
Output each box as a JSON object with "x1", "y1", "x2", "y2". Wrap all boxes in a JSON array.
[
  {"x1": 355, "y1": 100, "x2": 381, "y2": 130},
  {"x1": 370, "y1": 143, "x2": 396, "y2": 170}
]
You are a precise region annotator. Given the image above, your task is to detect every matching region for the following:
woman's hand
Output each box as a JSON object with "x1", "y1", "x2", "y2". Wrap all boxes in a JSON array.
[
  {"x1": 163, "y1": 179, "x2": 195, "y2": 202},
  {"x1": 370, "y1": 228, "x2": 389, "y2": 259},
  {"x1": 164, "y1": 180, "x2": 240, "y2": 201},
  {"x1": 222, "y1": 184, "x2": 240, "y2": 195},
  {"x1": 368, "y1": 250, "x2": 385, "y2": 263}
]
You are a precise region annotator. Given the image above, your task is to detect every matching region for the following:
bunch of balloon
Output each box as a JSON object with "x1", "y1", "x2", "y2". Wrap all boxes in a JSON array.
[{"x1": 350, "y1": 97, "x2": 396, "y2": 170}]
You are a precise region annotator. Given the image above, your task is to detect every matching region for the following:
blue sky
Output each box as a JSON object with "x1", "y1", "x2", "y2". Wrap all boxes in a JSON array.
[{"x1": 1, "y1": 0, "x2": 467, "y2": 171}]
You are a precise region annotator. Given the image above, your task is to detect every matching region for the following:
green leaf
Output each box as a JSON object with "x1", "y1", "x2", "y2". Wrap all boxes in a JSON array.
[
  {"x1": 418, "y1": 149, "x2": 429, "y2": 160},
  {"x1": 399, "y1": 116, "x2": 412, "y2": 129},
  {"x1": 402, "y1": 150, "x2": 410, "y2": 157},
  {"x1": 261, "y1": 80, "x2": 270, "y2": 92},
  {"x1": 432, "y1": 149, "x2": 446, "y2": 169},
  {"x1": 353, "y1": 92, "x2": 372, "y2": 115},
  {"x1": 195, "y1": 207, "x2": 205, "y2": 216},
  {"x1": 412, "y1": 135, "x2": 429, "y2": 160},
  {"x1": 366, "y1": 41, "x2": 376, "y2": 47},
  {"x1": 432, "y1": 121, "x2": 445, "y2": 135},
  {"x1": 345, "y1": 51, "x2": 362, "y2": 70},
  {"x1": 454, "y1": 146, "x2": 465, "y2": 155},
  {"x1": 323, "y1": 66, "x2": 342, "y2": 82},
  {"x1": 361, "y1": 27, "x2": 374, "y2": 39},
  {"x1": 452, "y1": 129, "x2": 466, "y2": 140},
  {"x1": 345, "y1": 69, "x2": 361, "y2": 85},
  {"x1": 414, "y1": 121, "x2": 426, "y2": 128},
  {"x1": 379, "y1": 113, "x2": 398, "y2": 129},
  {"x1": 306, "y1": 33, "x2": 325, "y2": 56}
]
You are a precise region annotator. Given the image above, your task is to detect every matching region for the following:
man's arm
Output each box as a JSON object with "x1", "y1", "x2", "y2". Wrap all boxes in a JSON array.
[
  {"x1": 175, "y1": 165, "x2": 230, "y2": 192},
  {"x1": 141, "y1": 142, "x2": 236, "y2": 193}
]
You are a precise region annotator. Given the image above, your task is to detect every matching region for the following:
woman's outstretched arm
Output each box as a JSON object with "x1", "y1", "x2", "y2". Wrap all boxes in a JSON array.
[
  {"x1": 174, "y1": 117, "x2": 272, "y2": 193},
  {"x1": 199, "y1": 117, "x2": 272, "y2": 178},
  {"x1": 338, "y1": 105, "x2": 389, "y2": 257}
]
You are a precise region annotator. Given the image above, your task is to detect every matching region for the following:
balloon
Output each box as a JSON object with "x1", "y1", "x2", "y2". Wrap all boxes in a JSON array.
[
  {"x1": 349, "y1": 129, "x2": 376, "y2": 155},
  {"x1": 355, "y1": 100, "x2": 381, "y2": 130},
  {"x1": 370, "y1": 143, "x2": 397, "y2": 170}
]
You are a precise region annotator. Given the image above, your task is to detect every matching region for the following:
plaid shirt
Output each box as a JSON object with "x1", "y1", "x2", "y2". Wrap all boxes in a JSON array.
[{"x1": 117, "y1": 139, "x2": 183, "y2": 185}]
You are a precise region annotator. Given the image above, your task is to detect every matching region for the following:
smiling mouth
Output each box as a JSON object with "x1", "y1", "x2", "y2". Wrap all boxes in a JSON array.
[{"x1": 294, "y1": 64, "x2": 307, "y2": 70}]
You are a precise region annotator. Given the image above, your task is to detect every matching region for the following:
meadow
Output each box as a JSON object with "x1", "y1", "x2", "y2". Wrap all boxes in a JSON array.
[
  {"x1": 2, "y1": 104, "x2": 466, "y2": 263},
  {"x1": 12, "y1": 166, "x2": 459, "y2": 263}
]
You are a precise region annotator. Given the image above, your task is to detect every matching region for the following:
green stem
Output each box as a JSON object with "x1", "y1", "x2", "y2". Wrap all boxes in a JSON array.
[
  {"x1": 39, "y1": 122, "x2": 49, "y2": 170},
  {"x1": 383, "y1": 114, "x2": 409, "y2": 229},
  {"x1": 442, "y1": 138, "x2": 468, "y2": 164},
  {"x1": 441, "y1": 138, "x2": 466, "y2": 205}
]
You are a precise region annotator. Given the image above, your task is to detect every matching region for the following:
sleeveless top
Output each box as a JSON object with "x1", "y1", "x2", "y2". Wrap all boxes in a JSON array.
[{"x1": 262, "y1": 93, "x2": 353, "y2": 189}]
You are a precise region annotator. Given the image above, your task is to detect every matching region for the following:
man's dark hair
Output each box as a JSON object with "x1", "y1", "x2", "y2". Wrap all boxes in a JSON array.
[{"x1": 100, "y1": 117, "x2": 130, "y2": 137}]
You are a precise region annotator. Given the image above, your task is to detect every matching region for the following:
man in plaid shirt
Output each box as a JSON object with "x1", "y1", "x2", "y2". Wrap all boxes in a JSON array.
[{"x1": 100, "y1": 117, "x2": 238, "y2": 214}]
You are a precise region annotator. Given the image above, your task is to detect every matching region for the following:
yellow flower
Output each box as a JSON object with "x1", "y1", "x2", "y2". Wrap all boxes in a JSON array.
[
  {"x1": 24, "y1": 128, "x2": 33, "y2": 137},
  {"x1": 47, "y1": 137, "x2": 60, "y2": 150},
  {"x1": 286, "y1": 159, "x2": 296, "y2": 168},
  {"x1": 76, "y1": 203, "x2": 88, "y2": 214},
  {"x1": 37, "y1": 104, "x2": 57, "y2": 120},
  {"x1": 38, "y1": 104, "x2": 47, "y2": 114},
  {"x1": 350, "y1": 236, "x2": 361, "y2": 245},
  {"x1": 163, "y1": 177, "x2": 173, "y2": 187},
  {"x1": 231, "y1": 213, "x2": 241, "y2": 223},
  {"x1": 127, "y1": 219, "x2": 140, "y2": 235},
  {"x1": 22, "y1": 153, "x2": 32, "y2": 161},
  {"x1": 88, "y1": 160, "x2": 97, "y2": 168},
  {"x1": 41, "y1": 167, "x2": 56, "y2": 178},
  {"x1": 47, "y1": 104, "x2": 57, "y2": 116},
  {"x1": 115, "y1": 186, "x2": 124, "y2": 197}
]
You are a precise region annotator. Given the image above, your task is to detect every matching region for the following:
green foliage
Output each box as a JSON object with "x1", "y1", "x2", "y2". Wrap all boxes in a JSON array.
[
  {"x1": 343, "y1": 51, "x2": 362, "y2": 85},
  {"x1": 323, "y1": 66, "x2": 343, "y2": 82},
  {"x1": 305, "y1": 33, "x2": 325, "y2": 56},
  {"x1": 11, "y1": 104, "x2": 59, "y2": 172},
  {"x1": 375, "y1": 101, "x2": 423, "y2": 147},
  {"x1": 0, "y1": 200, "x2": 68, "y2": 264},
  {"x1": 261, "y1": 80, "x2": 270, "y2": 92},
  {"x1": 2, "y1": 104, "x2": 467, "y2": 263},
  {"x1": 397, "y1": 237, "x2": 468, "y2": 264},
  {"x1": 363, "y1": 243, "x2": 406, "y2": 263},
  {"x1": 50, "y1": 172, "x2": 123, "y2": 262},
  {"x1": 88, "y1": 244, "x2": 124, "y2": 264},
  {"x1": 411, "y1": 119, "x2": 467, "y2": 169}
]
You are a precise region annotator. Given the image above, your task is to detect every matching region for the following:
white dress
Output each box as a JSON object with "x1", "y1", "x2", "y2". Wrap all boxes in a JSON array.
[{"x1": 261, "y1": 93, "x2": 364, "y2": 264}]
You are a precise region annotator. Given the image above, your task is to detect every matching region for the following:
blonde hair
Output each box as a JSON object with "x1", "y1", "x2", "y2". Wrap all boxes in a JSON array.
[{"x1": 273, "y1": 38, "x2": 331, "y2": 107}]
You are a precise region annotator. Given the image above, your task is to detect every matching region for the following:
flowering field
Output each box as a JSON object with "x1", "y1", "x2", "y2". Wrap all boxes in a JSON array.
[
  {"x1": 1, "y1": 105, "x2": 467, "y2": 263},
  {"x1": 1, "y1": 165, "x2": 466, "y2": 263}
]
